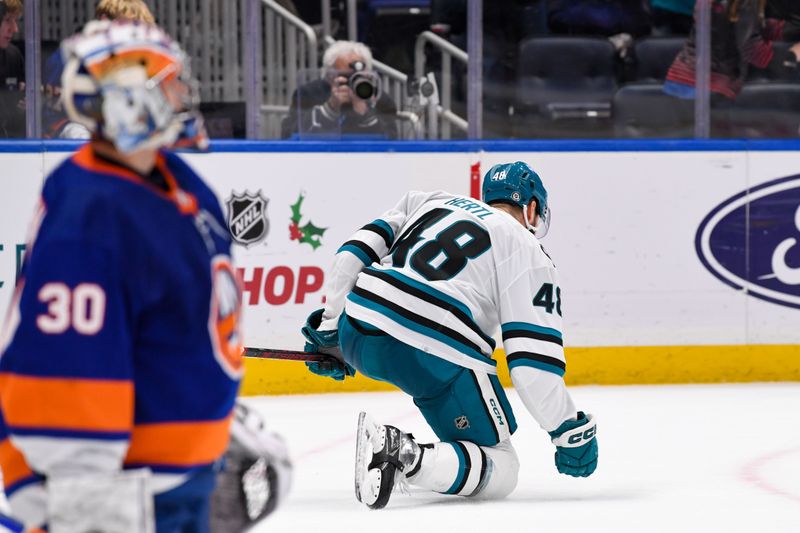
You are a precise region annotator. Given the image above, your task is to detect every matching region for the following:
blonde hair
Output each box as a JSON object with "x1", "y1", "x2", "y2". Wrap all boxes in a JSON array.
[
  {"x1": 95, "y1": 0, "x2": 155, "y2": 24},
  {"x1": 2, "y1": 0, "x2": 24, "y2": 17}
]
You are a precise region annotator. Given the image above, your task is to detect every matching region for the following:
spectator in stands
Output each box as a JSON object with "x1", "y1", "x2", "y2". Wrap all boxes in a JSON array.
[
  {"x1": 0, "y1": 0, "x2": 24, "y2": 138},
  {"x1": 44, "y1": 0, "x2": 156, "y2": 139},
  {"x1": 95, "y1": 0, "x2": 155, "y2": 22},
  {"x1": 547, "y1": 0, "x2": 652, "y2": 38},
  {"x1": 651, "y1": 0, "x2": 695, "y2": 35},
  {"x1": 765, "y1": 0, "x2": 800, "y2": 41},
  {"x1": 664, "y1": 0, "x2": 800, "y2": 102},
  {"x1": 281, "y1": 40, "x2": 398, "y2": 139}
]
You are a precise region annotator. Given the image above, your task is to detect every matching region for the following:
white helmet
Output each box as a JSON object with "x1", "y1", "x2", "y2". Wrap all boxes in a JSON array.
[{"x1": 61, "y1": 20, "x2": 208, "y2": 153}]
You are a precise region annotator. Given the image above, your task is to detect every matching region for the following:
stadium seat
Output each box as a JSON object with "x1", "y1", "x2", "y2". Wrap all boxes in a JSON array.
[
  {"x1": 723, "y1": 83, "x2": 800, "y2": 138},
  {"x1": 363, "y1": 0, "x2": 431, "y2": 72},
  {"x1": 633, "y1": 37, "x2": 685, "y2": 83},
  {"x1": 514, "y1": 37, "x2": 617, "y2": 137},
  {"x1": 199, "y1": 102, "x2": 246, "y2": 139},
  {"x1": 613, "y1": 83, "x2": 694, "y2": 138}
]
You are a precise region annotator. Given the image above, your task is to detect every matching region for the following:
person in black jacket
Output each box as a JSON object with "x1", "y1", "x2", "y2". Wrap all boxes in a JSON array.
[
  {"x1": 281, "y1": 40, "x2": 398, "y2": 139},
  {"x1": 0, "y1": 0, "x2": 24, "y2": 138}
]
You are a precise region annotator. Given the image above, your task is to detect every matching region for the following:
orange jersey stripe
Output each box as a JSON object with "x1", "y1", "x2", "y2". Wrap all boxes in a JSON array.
[
  {"x1": 155, "y1": 153, "x2": 199, "y2": 215},
  {"x1": 0, "y1": 439, "x2": 34, "y2": 489},
  {"x1": 72, "y1": 145, "x2": 199, "y2": 215},
  {"x1": 0, "y1": 373, "x2": 133, "y2": 433},
  {"x1": 125, "y1": 416, "x2": 232, "y2": 467},
  {"x1": 72, "y1": 144, "x2": 143, "y2": 182}
]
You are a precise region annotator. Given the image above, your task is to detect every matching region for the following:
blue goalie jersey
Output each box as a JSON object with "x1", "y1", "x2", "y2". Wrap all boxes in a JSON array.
[{"x1": 0, "y1": 145, "x2": 243, "y2": 526}]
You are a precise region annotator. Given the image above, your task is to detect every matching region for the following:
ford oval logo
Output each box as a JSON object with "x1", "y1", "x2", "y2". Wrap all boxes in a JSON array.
[{"x1": 696, "y1": 174, "x2": 800, "y2": 309}]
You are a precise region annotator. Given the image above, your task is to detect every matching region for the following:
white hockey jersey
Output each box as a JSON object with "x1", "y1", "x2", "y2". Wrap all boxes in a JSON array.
[{"x1": 320, "y1": 191, "x2": 575, "y2": 430}]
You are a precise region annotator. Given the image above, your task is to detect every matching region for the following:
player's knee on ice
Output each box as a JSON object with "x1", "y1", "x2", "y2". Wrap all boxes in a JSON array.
[
  {"x1": 406, "y1": 439, "x2": 519, "y2": 499},
  {"x1": 474, "y1": 440, "x2": 520, "y2": 499}
]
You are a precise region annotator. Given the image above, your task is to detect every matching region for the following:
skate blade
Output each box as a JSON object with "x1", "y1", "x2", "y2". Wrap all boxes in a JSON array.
[
  {"x1": 354, "y1": 411, "x2": 369, "y2": 504},
  {"x1": 354, "y1": 412, "x2": 396, "y2": 510}
]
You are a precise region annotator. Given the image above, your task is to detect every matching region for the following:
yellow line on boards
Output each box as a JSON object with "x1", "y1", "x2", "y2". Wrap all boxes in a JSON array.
[{"x1": 239, "y1": 345, "x2": 800, "y2": 396}]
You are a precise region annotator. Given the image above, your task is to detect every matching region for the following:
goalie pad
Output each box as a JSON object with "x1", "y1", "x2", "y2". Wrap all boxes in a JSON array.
[
  {"x1": 47, "y1": 468, "x2": 155, "y2": 533},
  {"x1": 210, "y1": 402, "x2": 293, "y2": 532}
]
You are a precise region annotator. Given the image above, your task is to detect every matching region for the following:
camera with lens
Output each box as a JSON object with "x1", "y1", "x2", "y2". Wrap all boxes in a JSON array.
[{"x1": 342, "y1": 61, "x2": 381, "y2": 100}]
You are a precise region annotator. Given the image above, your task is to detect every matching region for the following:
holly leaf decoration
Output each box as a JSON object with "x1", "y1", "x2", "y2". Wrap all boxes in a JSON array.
[
  {"x1": 288, "y1": 192, "x2": 328, "y2": 249},
  {"x1": 299, "y1": 221, "x2": 327, "y2": 250},
  {"x1": 290, "y1": 194, "x2": 305, "y2": 225}
]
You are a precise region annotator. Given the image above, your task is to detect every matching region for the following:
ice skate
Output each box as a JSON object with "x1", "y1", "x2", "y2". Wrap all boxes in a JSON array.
[{"x1": 354, "y1": 412, "x2": 419, "y2": 510}]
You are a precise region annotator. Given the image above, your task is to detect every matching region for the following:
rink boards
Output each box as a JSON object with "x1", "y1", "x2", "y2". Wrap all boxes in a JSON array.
[{"x1": 1, "y1": 141, "x2": 799, "y2": 394}]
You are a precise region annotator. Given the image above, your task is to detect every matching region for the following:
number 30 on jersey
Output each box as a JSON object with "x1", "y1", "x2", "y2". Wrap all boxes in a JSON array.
[{"x1": 36, "y1": 282, "x2": 106, "y2": 335}]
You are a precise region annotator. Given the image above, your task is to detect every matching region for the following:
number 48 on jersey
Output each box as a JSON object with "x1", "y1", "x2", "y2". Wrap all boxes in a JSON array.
[{"x1": 533, "y1": 282, "x2": 562, "y2": 316}]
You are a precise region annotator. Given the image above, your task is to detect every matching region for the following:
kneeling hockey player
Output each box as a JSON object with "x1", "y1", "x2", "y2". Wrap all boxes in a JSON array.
[{"x1": 301, "y1": 161, "x2": 598, "y2": 509}]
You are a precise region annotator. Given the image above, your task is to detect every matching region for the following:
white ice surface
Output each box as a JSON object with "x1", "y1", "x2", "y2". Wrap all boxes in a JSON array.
[{"x1": 243, "y1": 383, "x2": 800, "y2": 533}]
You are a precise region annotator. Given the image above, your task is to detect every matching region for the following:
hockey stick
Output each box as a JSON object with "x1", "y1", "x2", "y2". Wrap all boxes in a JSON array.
[{"x1": 243, "y1": 347, "x2": 338, "y2": 364}]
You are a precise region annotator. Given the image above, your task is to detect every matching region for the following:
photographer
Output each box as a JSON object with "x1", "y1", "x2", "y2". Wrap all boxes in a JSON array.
[{"x1": 281, "y1": 40, "x2": 398, "y2": 139}]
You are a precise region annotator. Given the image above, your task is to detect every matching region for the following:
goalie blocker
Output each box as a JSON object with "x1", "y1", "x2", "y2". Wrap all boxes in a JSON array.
[
  {"x1": 210, "y1": 402, "x2": 293, "y2": 532},
  {"x1": 0, "y1": 402, "x2": 292, "y2": 533}
]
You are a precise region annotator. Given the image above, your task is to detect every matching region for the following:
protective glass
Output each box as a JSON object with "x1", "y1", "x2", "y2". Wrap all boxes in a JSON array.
[{"x1": 283, "y1": 67, "x2": 398, "y2": 140}]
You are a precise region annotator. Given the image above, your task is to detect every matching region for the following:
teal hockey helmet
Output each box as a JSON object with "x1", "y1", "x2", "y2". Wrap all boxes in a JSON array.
[{"x1": 482, "y1": 161, "x2": 550, "y2": 237}]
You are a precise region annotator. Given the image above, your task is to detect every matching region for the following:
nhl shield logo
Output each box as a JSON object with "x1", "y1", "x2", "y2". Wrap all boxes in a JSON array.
[
  {"x1": 226, "y1": 191, "x2": 269, "y2": 246},
  {"x1": 454, "y1": 415, "x2": 470, "y2": 430}
]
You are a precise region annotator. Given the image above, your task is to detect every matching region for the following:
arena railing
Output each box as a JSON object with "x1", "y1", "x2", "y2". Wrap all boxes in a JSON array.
[
  {"x1": 252, "y1": 0, "x2": 319, "y2": 139},
  {"x1": 414, "y1": 31, "x2": 469, "y2": 140}
]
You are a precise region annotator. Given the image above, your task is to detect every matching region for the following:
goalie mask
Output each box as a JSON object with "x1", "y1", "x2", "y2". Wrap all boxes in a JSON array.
[
  {"x1": 61, "y1": 20, "x2": 208, "y2": 153},
  {"x1": 482, "y1": 161, "x2": 551, "y2": 238}
]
